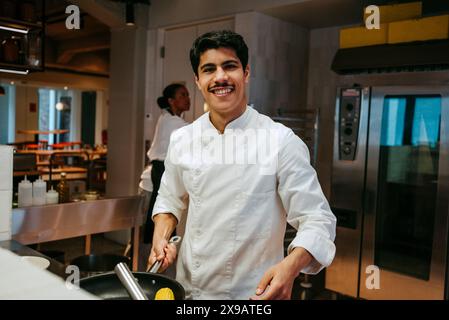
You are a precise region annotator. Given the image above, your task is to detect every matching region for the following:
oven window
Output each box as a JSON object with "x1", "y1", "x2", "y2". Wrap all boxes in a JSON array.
[{"x1": 375, "y1": 95, "x2": 441, "y2": 280}]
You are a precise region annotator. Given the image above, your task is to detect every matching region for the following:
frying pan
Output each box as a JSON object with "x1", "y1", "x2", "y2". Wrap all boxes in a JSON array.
[
  {"x1": 79, "y1": 236, "x2": 185, "y2": 300},
  {"x1": 79, "y1": 271, "x2": 185, "y2": 300}
]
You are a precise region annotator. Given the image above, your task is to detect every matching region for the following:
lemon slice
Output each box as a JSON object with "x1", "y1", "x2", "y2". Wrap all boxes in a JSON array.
[{"x1": 155, "y1": 287, "x2": 175, "y2": 300}]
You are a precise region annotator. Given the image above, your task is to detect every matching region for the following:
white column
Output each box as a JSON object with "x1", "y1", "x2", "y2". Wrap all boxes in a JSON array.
[
  {"x1": 48, "y1": 90, "x2": 56, "y2": 145},
  {"x1": 105, "y1": 14, "x2": 149, "y2": 245},
  {"x1": 8, "y1": 86, "x2": 16, "y2": 143},
  {"x1": 0, "y1": 145, "x2": 13, "y2": 241},
  {"x1": 69, "y1": 90, "x2": 82, "y2": 143}
]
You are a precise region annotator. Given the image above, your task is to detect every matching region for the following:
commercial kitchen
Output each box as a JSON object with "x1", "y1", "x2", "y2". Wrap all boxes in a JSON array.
[{"x1": 1, "y1": 0, "x2": 449, "y2": 300}]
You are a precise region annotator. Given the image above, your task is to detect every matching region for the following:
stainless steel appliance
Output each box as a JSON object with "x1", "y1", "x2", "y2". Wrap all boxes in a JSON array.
[{"x1": 327, "y1": 86, "x2": 449, "y2": 299}]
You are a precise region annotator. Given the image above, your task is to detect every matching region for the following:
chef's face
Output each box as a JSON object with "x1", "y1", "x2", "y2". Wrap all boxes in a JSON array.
[
  {"x1": 195, "y1": 47, "x2": 250, "y2": 115},
  {"x1": 169, "y1": 86, "x2": 191, "y2": 113}
]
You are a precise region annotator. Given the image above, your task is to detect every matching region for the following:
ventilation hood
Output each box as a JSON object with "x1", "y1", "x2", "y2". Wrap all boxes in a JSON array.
[{"x1": 331, "y1": 40, "x2": 449, "y2": 74}]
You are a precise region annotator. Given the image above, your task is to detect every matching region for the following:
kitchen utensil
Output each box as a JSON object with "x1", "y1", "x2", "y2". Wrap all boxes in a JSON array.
[
  {"x1": 79, "y1": 272, "x2": 185, "y2": 300},
  {"x1": 114, "y1": 262, "x2": 148, "y2": 300},
  {"x1": 146, "y1": 235, "x2": 182, "y2": 273},
  {"x1": 21, "y1": 256, "x2": 50, "y2": 270}
]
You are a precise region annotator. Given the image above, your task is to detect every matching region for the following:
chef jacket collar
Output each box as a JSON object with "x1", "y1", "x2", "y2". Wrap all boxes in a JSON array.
[{"x1": 204, "y1": 105, "x2": 252, "y2": 134}]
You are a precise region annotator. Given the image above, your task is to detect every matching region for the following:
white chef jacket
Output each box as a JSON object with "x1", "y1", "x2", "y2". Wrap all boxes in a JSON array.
[
  {"x1": 153, "y1": 106, "x2": 336, "y2": 300},
  {"x1": 148, "y1": 109, "x2": 188, "y2": 162},
  {"x1": 139, "y1": 109, "x2": 188, "y2": 191}
]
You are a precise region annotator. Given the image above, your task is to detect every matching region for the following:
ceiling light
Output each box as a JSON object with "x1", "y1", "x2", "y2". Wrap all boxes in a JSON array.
[
  {"x1": 64, "y1": 86, "x2": 68, "y2": 90},
  {"x1": 126, "y1": 2, "x2": 135, "y2": 26},
  {"x1": 10, "y1": 81, "x2": 15, "y2": 85},
  {"x1": 0, "y1": 25, "x2": 28, "y2": 34},
  {"x1": 56, "y1": 102, "x2": 64, "y2": 111}
]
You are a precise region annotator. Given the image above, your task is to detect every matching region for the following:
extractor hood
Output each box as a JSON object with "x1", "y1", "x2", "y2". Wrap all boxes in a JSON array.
[{"x1": 331, "y1": 40, "x2": 449, "y2": 74}]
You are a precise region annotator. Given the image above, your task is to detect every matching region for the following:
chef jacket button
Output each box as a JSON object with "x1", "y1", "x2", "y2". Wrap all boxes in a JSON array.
[
  {"x1": 195, "y1": 261, "x2": 200, "y2": 268},
  {"x1": 195, "y1": 169, "x2": 201, "y2": 175},
  {"x1": 196, "y1": 230, "x2": 201, "y2": 236}
]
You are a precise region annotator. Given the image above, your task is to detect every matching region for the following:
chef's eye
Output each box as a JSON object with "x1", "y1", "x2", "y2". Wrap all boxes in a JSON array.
[
  {"x1": 223, "y1": 63, "x2": 238, "y2": 70},
  {"x1": 201, "y1": 66, "x2": 215, "y2": 73}
]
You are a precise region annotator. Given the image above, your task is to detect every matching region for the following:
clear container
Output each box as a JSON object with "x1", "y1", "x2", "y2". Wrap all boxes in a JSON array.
[
  {"x1": 32, "y1": 177, "x2": 46, "y2": 206},
  {"x1": 45, "y1": 187, "x2": 59, "y2": 205},
  {"x1": 18, "y1": 176, "x2": 33, "y2": 207}
]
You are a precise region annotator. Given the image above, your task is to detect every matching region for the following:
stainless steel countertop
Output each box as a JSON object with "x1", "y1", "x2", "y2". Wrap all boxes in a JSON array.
[{"x1": 11, "y1": 195, "x2": 145, "y2": 245}]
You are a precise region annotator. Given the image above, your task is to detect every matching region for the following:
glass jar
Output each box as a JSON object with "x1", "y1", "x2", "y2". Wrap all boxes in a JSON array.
[
  {"x1": 84, "y1": 190, "x2": 99, "y2": 201},
  {"x1": 2, "y1": 36, "x2": 20, "y2": 63},
  {"x1": 56, "y1": 172, "x2": 70, "y2": 203},
  {"x1": 27, "y1": 32, "x2": 41, "y2": 67}
]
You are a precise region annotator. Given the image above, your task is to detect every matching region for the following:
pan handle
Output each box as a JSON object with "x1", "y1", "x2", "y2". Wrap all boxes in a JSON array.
[
  {"x1": 114, "y1": 262, "x2": 149, "y2": 300},
  {"x1": 147, "y1": 235, "x2": 182, "y2": 273}
]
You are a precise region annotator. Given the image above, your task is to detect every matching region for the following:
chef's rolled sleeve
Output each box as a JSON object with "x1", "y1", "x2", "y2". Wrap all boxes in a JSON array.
[
  {"x1": 152, "y1": 131, "x2": 188, "y2": 223},
  {"x1": 277, "y1": 130, "x2": 336, "y2": 275}
]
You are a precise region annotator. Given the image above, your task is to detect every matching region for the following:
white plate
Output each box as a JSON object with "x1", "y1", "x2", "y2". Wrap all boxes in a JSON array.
[{"x1": 21, "y1": 256, "x2": 50, "y2": 270}]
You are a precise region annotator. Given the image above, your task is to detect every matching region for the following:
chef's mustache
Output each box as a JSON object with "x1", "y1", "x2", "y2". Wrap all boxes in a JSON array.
[{"x1": 208, "y1": 82, "x2": 234, "y2": 92}]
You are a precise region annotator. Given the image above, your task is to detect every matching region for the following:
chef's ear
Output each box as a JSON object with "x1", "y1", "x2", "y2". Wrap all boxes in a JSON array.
[
  {"x1": 244, "y1": 64, "x2": 250, "y2": 84},
  {"x1": 194, "y1": 74, "x2": 201, "y2": 90}
]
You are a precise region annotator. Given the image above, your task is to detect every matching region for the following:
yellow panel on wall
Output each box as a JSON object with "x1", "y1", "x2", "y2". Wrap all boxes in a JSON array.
[
  {"x1": 340, "y1": 24, "x2": 388, "y2": 49},
  {"x1": 388, "y1": 15, "x2": 449, "y2": 44},
  {"x1": 363, "y1": 2, "x2": 422, "y2": 24}
]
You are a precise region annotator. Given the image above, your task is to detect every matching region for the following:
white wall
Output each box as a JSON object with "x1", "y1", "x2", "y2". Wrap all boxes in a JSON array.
[
  {"x1": 306, "y1": 26, "x2": 340, "y2": 197},
  {"x1": 236, "y1": 12, "x2": 309, "y2": 116},
  {"x1": 14, "y1": 86, "x2": 39, "y2": 143},
  {"x1": 148, "y1": 0, "x2": 309, "y2": 28}
]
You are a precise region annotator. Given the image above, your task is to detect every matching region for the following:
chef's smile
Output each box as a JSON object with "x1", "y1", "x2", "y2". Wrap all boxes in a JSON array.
[{"x1": 208, "y1": 84, "x2": 235, "y2": 97}]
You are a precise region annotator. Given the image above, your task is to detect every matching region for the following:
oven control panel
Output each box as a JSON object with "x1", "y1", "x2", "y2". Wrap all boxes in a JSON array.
[{"x1": 339, "y1": 88, "x2": 361, "y2": 160}]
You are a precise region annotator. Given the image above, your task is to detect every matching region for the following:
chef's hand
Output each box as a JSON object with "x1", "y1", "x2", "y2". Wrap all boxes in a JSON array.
[
  {"x1": 250, "y1": 247, "x2": 313, "y2": 300},
  {"x1": 146, "y1": 213, "x2": 178, "y2": 273},
  {"x1": 147, "y1": 238, "x2": 177, "y2": 273}
]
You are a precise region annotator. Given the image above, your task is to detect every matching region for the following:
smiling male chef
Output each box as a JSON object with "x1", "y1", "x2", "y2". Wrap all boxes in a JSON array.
[{"x1": 148, "y1": 30, "x2": 336, "y2": 300}]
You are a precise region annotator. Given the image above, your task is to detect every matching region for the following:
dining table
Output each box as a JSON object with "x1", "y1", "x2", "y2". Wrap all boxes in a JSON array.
[{"x1": 16, "y1": 129, "x2": 69, "y2": 144}]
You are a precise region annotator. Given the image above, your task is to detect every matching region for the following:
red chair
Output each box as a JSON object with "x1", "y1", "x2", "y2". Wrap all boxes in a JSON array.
[
  {"x1": 50, "y1": 143, "x2": 69, "y2": 150},
  {"x1": 25, "y1": 144, "x2": 39, "y2": 150}
]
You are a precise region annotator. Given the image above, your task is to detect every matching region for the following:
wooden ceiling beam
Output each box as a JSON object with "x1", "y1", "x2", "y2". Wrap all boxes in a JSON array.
[{"x1": 56, "y1": 34, "x2": 110, "y2": 64}]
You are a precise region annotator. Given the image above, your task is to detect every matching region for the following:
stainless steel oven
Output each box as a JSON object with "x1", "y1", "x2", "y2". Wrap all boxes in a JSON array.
[{"x1": 327, "y1": 85, "x2": 449, "y2": 299}]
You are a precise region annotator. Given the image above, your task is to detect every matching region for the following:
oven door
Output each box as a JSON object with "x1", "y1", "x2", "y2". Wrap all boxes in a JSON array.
[{"x1": 360, "y1": 86, "x2": 449, "y2": 300}]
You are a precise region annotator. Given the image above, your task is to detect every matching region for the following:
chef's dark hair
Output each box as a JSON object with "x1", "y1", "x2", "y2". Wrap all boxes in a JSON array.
[
  {"x1": 157, "y1": 83, "x2": 185, "y2": 112},
  {"x1": 190, "y1": 30, "x2": 248, "y2": 77}
]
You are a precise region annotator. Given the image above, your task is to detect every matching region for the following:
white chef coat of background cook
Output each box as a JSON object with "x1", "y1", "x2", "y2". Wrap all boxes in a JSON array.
[
  {"x1": 153, "y1": 106, "x2": 336, "y2": 300},
  {"x1": 139, "y1": 109, "x2": 188, "y2": 191}
]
